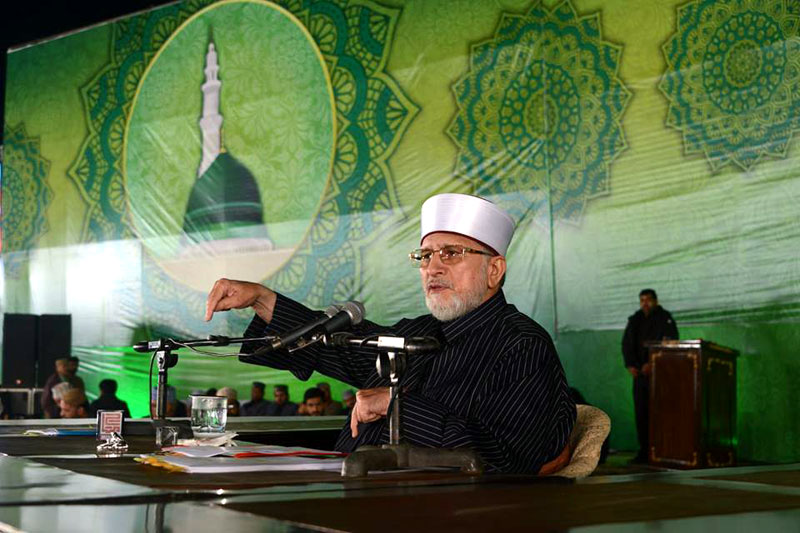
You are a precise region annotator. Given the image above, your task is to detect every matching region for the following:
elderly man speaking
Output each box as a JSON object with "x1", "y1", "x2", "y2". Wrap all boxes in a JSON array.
[{"x1": 205, "y1": 193, "x2": 575, "y2": 474}]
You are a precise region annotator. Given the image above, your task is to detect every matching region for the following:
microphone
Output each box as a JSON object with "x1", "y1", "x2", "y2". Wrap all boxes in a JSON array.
[
  {"x1": 327, "y1": 334, "x2": 440, "y2": 355},
  {"x1": 133, "y1": 339, "x2": 174, "y2": 353},
  {"x1": 259, "y1": 301, "x2": 366, "y2": 353}
]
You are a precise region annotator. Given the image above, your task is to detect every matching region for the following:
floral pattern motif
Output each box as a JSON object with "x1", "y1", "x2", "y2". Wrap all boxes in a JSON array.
[
  {"x1": 660, "y1": 0, "x2": 800, "y2": 170},
  {"x1": 2, "y1": 123, "x2": 53, "y2": 276},
  {"x1": 67, "y1": 0, "x2": 417, "y2": 334},
  {"x1": 448, "y1": 0, "x2": 631, "y2": 222}
]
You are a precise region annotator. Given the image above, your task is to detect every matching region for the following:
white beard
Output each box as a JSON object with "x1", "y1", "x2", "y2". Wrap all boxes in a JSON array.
[{"x1": 425, "y1": 262, "x2": 488, "y2": 322}]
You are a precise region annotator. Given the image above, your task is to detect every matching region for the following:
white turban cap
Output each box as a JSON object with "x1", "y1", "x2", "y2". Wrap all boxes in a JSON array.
[{"x1": 420, "y1": 193, "x2": 515, "y2": 255}]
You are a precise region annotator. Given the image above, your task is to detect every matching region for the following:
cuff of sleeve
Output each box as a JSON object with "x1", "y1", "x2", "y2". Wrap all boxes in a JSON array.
[{"x1": 269, "y1": 292, "x2": 319, "y2": 331}]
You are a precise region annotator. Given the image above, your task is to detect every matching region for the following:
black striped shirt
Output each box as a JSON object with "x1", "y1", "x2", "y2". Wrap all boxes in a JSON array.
[{"x1": 241, "y1": 290, "x2": 576, "y2": 474}]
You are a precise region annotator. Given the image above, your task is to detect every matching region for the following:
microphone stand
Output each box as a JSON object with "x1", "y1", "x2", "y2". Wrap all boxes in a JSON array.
[
  {"x1": 329, "y1": 335, "x2": 483, "y2": 477},
  {"x1": 134, "y1": 335, "x2": 274, "y2": 420}
]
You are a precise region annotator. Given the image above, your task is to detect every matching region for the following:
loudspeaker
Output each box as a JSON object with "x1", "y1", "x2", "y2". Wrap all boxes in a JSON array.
[
  {"x1": 36, "y1": 314, "x2": 72, "y2": 387},
  {"x1": 0, "y1": 390, "x2": 35, "y2": 418},
  {"x1": 2, "y1": 314, "x2": 38, "y2": 387}
]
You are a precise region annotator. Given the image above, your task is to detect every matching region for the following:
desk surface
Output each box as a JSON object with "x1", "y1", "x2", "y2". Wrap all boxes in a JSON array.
[{"x1": 1, "y1": 420, "x2": 800, "y2": 532}]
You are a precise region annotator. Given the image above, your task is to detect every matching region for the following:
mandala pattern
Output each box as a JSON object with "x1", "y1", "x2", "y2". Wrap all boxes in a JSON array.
[
  {"x1": 447, "y1": 0, "x2": 631, "y2": 222},
  {"x1": 660, "y1": 0, "x2": 800, "y2": 170},
  {"x1": 69, "y1": 0, "x2": 417, "y2": 334},
  {"x1": 68, "y1": 0, "x2": 210, "y2": 242},
  {"x1": 1, "y1": 123, "x2": 53, "y2": 276}
]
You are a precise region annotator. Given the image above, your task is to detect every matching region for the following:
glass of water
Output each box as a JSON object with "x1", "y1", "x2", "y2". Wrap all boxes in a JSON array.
[{"x1": 190, "y1": 396, "x2": 228, "y2": 437}]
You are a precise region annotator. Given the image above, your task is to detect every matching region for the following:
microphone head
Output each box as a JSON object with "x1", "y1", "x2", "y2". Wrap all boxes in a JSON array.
[
  {"x1": 324, "y1": 304, "x2": 342, "y2": 317},
  {"x1": 341, "y1": 301, "x2": 365, "y2": 325}
]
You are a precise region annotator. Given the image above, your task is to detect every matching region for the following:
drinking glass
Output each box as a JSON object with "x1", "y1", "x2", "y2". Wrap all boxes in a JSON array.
[{"x1": 190, "y1": 395, "x2": 227, "y2": 437}]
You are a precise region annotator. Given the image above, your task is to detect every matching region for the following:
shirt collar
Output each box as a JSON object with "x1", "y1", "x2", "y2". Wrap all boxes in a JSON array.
[{"x1": 438, "y1": 290, "x2": 507, "y2": 344}]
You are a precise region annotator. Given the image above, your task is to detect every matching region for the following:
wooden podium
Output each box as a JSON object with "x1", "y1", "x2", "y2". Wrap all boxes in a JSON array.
[{"x1": 648, "y1": 340, "x2": 738, "y2": 469}]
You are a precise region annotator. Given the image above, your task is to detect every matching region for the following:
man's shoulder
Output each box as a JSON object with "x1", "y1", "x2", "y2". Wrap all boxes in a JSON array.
[
  {"x1": 656, "y1": 306, "x2": 674, "y2": 316},
  {"x1": 628, "y1": 309, "x2": 645, "y2": 322},
  {"x1": 499, "y1": 305, "x2": 554, "y2": 348},
  {"x1": 654, "y1": 306, "x2": 676, "y2": 321}
]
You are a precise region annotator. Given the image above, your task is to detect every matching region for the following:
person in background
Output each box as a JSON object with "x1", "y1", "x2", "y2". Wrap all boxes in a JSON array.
[
  {"x1": 622, "y1": 288, "x2": 679, "y2": 463},
  {"x1": 265, "y1": 384, "x2": 298, "y2": 416},
  {"x1": 241, "y1": 381, "x2": 271, "y2": 416},
  {"x1": 301, "y1": 387, "x2": 325, "y2": 416},
  {"x1": 60, "y1": 387, "x2": 90, "y2": 419},
  {"x1": 51, "y1": 382, "x2": 73, "y2": 408},
  {"x1": 89, "y1": 379, "x2": 131, "y2": 418},
  {"x1": 205, "y1": 387, "x2": 218, "y2": 396},
  {"x1": 217, "y1": 387, "x2": 240, "y2": 416},
  {"x1": 317, "y1": 382, "x2": 343, "y2": 415},
  {"x1": 150, "y1": 385, "x2": 188, "y2": 418},
  {"x1": 41, "y1": 357, "x2": 85, "y2": 419},
  {"x1": 342, "y1": 389, "x2": 356, "y2": 414},
  {"x1": 67, "y1": 356, "x2": 81, "y2": 379}
]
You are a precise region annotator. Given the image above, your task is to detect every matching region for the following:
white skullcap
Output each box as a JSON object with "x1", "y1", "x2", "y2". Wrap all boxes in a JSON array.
[{"x1": 420, "y1": 193, "x2": 515, "y2": 255}]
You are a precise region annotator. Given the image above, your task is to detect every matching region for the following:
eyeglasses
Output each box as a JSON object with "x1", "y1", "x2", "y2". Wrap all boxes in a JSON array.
[{"x1": 408, "y1": 245, "x2": 494, "y2": 268}]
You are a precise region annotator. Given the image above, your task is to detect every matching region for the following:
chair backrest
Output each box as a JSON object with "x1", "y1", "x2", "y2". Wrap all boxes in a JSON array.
[{"x1": 550, "y1": 404, "x2": 611, "y2": 479}]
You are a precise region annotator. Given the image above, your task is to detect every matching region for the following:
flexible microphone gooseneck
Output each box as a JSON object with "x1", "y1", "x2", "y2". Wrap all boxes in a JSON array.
[{"x1": 251, "y1": 301, "x2": 366, "y2": 356}]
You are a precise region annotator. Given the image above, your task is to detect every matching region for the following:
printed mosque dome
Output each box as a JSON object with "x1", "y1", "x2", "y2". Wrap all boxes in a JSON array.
[
  {"x1": 181, "y1": 38, "x2": 273, "y2": 250},
  {"x1": 182, "y1": 151, "x2": 271, "y2": 244}
]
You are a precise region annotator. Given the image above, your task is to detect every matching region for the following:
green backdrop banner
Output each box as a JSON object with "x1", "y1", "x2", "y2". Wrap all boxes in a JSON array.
[{"x1": 2, "y1": 0, "x2": 799, "y2": 460}]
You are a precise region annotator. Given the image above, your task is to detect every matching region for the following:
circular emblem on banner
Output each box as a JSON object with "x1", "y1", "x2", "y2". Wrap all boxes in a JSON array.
[{"x1": 124, "y1": 0, "x2": 335, "y2": 291}]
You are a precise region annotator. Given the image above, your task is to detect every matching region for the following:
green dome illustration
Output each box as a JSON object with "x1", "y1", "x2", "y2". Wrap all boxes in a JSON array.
[
  {"x1": 182, "y1": 151, "x2": 271, "y2": 244},
  {"x1": 181, "y1": 39, "x2": 273, "y2": 249}
]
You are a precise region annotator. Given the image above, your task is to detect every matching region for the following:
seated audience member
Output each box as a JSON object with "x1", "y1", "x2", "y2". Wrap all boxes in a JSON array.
[
  {"x1": 189, "y1": 389, "x2": 205, "y2": 405},
  {"x1": 51, "y1": 382, "x2": 73, "y2": 414},
  {"x1": 301, "y1": 387, "x2": 325, "y2": 416},
  {"x1": 241, "y1": 381, "x2": 271, "y2": 416},
  {"x1": 150, "y1": 385, "x2": 188, "y2": 418},
  {"x1": 90, "y1": 379, "x2": 131, "y2": 418},
  {"x1": 60, "y1": 387, "x2": 90, "y2": 419},
  {"x1": 41, "y1": 357, "x2": 85, "y2": 419},
  {"x1": 317, "y1": 381, "x2": 344, "y2": 416},
  {"x1": 342, "y1": 389, "x2": 356, "y2": 414},
  {"x1": 205, "y1": 387, "x2": 218, "y2": 396},
  {"x1": 217, "y1": 387, "x2": 240, "y2": 416},
  {"x1": 317, "y1": 382, "x2": 343, "y2": 415},
  {"x1": 265, "y1": 384, "x2": 299, "y2": 416}
]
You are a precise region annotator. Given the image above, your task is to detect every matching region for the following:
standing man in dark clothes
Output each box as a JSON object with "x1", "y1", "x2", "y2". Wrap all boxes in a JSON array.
[
  {"x1": 90, "y1": 379, "x2": 131, "y2": 418},
  {"x1": 622, "y1": 288, "x2": 679, "y2": 463}
]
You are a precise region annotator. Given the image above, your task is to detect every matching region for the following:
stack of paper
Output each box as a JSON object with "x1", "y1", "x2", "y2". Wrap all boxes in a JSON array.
[{"x1": 136, "y1": 444, "x2": 347, "y2": 473}]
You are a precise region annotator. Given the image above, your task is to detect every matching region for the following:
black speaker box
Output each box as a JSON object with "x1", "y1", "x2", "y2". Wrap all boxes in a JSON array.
[
  {"x1": 36, "y1": 314, "x2": 72, "y2": 387},
  {"x1": 1, "y1": 313, "x2": 72, "y2": 388},
  {"x1": 2, "y1": 314, "x2": 38, "y2": 387}
]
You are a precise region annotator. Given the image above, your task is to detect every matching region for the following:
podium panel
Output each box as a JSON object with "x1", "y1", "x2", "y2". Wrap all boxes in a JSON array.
[{"x1": 648, "y1": 340, "x2": 738, "y2": 469}]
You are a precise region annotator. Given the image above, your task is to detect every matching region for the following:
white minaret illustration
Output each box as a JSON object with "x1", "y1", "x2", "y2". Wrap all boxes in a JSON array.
[{"x1": 198, "y1": 40, "x2": 223, "y2": 176}]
